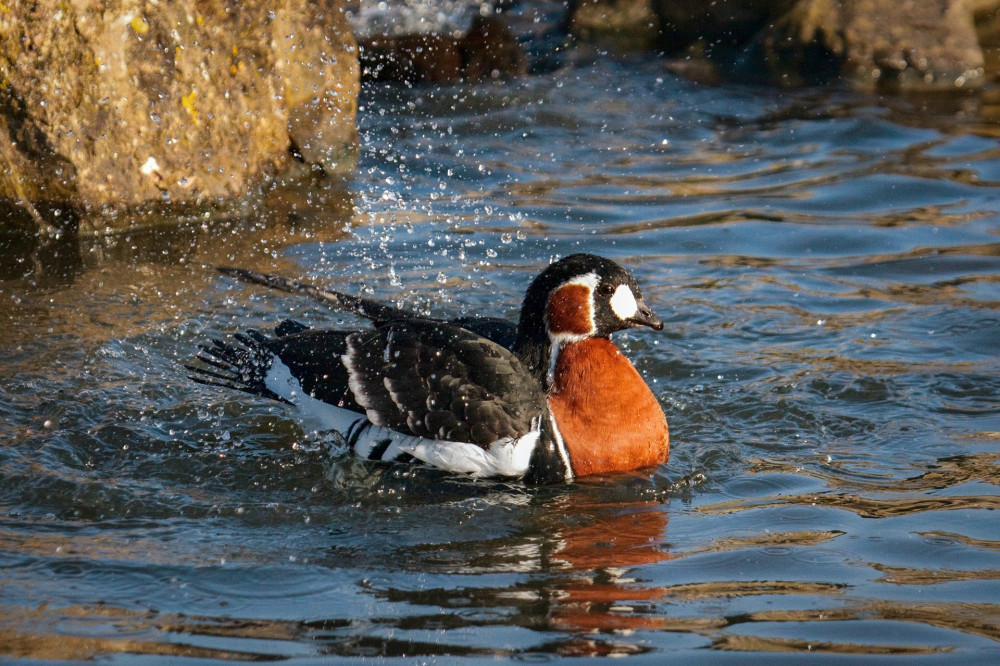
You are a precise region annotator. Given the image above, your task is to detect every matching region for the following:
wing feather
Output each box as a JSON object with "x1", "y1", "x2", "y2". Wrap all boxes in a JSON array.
[
  {"x1": 343, "y1": 320, "x2": 544, "y2": 447},
  {"x1": 262, "y1": 329, "x2": 359, "y2": 409}
]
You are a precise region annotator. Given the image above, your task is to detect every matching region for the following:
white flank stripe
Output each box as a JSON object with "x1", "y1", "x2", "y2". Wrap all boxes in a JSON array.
[
  {"x1": 264, "y1": 358, "x2": 360, "y2": 433},
  {"x1": 264, "y1": 356, "x2": 541, "y2": 479},
  {"x1": 407, "y1": 430, "x2": 539, "y2": 478}
]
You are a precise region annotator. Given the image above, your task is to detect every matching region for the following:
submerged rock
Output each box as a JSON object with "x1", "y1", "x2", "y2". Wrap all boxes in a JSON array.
[{"x1": 0, "y1": 0, "x2": 359, "y2": 234}]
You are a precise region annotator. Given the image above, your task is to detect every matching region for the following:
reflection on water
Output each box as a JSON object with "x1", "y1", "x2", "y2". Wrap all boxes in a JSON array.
[{"x1": 2, "y1": 60, "x2": 1000, "y2": 660}]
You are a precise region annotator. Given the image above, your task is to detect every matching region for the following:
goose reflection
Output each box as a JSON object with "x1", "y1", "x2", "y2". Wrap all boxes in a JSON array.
[{"x1": 531, "y1": 480, "x2": 680, "y2": 653}]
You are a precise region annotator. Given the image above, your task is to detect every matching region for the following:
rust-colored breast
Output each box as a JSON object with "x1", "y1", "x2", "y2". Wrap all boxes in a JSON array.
[{"x1": 547, "y1": 338, "x2": 669, "y2": 477}]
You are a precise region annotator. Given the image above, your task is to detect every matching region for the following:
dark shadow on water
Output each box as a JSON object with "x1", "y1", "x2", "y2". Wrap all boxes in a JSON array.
[
  {"x1": 0, "y1": 201, "x2": 81, "y2": 283},
  {"x1": 0, "y1": 174, "x2": 355, "y2": 287}
]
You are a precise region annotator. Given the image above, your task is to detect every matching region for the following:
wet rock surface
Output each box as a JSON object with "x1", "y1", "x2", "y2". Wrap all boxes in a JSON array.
[
  {"x1": 0, "y1": 0, "x2": 358, "y2": 231},
  {"x1": 757, "y1": 0, "x2": 988, "y2": 89}
]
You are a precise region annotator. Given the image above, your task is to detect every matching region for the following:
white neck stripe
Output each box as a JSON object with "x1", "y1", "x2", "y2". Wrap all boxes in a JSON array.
[{"x1": 547, "y1": 411, "x2": 575, "y2": 482}]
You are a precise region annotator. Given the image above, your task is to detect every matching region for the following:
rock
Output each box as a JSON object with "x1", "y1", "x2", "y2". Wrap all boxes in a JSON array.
[
  {"x1": 361, "y1": 34, "x2": 465, "y2": 84},
  {"x1": 0, "y1": 0, "x2": 359, "y2": 234},
  {"x1": 758, "y1": 0, "x2": 988, "y2": 89},
  {"x1": 653, "y1": 0, "x2": 796, "y2": 48},
  {"x1": 500, "y1": 0, "x2": 570, "y2": 73},
  {"x1": 563, "y1": 0, "x2": 996, "y2": 89},
  {"x1": 462, "y1": 16, "x2": 529, "y2": 80},
  {"x1": 563, "y1": 0, "x2": 796, "y2": 52},
  {"x1": 975, "y1": 0, "x2": 1000, "y2": 52},
  {"x1": 566, "y1": 0, "x2": 662, "y2": 50},
  {"x1": 359, "y1": 16, "x2": 526, "y2": 84}
]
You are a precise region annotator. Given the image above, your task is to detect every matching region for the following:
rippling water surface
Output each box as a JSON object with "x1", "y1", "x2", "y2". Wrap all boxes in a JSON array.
[{"x1": 2, "y1": 60, "x2": 1000, "y2": 662}]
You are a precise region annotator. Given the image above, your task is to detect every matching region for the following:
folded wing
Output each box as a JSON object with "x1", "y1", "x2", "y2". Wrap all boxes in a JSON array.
[{"x1": 343, "y1": 320, "x2": 545, "y2": 447}]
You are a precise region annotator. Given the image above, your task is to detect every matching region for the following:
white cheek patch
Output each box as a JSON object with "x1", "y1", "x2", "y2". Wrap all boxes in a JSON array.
[{"x1": 609, "y1": 284, "x2": 639, "y2": 320}]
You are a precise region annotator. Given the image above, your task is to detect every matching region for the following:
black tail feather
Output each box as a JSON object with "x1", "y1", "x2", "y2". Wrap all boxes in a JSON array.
[
  {"x1": 192, "y1": 351, "x2": 236, "y2": 374},
  {"x1": 217, "y1": 266, "x2": 409, "y2": 324},
  {"x1": 185, "y1": 369, "x2": 244, "y2": 393},
  {"x1": 188, "y1": 361, "x2": 237, "y2": 383},
  {"x1": 215, "y1": 266, "x2": 520, "y2": 350},
  {"x1": 275, "y1": 319, "x2": 310, "y2": 337},
  {"x1": 186, "y1": 330, "x2": 286, "y2": 403}
]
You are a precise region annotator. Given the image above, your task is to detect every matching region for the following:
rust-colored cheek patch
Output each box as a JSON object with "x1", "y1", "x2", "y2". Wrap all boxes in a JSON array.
[{"x1": 546, "y1": 284, "x2": 593, "y2": 336}]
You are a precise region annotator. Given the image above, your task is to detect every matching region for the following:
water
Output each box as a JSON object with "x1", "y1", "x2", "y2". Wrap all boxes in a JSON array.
[{"x1": 2, "y1": 59, "x2": 1000, "y2": 662}]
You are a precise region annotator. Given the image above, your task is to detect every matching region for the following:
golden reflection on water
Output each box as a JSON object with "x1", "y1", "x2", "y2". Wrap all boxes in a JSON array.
[
  {"x1": 0, "y1": 604, "x2": 304, "y2": 662},
  {"x1": 916, "y1": 530, "x2": 1000, "y2": 550},
  {"x1": 1, "y1": 211, "x2": 354, "y2": 351},
  {"x1": 7, "y1": 594, "x2": 998, "y2": 660},
  {"x1": 711, "y1": 634, "x2": 948, "y2": 655},
  {"x1": 700, "y1": 491, "x2": 1000, "y2": 519},
  {"x1": 679, "y1": 530, "x2": 846, "y2": 556},
  {"x1": 8, "y1": 595, "x2": 995, "y2": 661},
  {"x1": 751, "y1": 453, "x2": 1000, "y2": 494},
  {"x1": 0, "y1": 530, "x2": 204, "y2": 568},
  {"x1": 707, "y1": 599, "x2": 1000, "y2": 651},
  {"x1": 872, "y1": 563, "x2": 1000, "y2": 585},
  {"x1": 502, "y1": 156, "x2": 828, "y2": 202}
]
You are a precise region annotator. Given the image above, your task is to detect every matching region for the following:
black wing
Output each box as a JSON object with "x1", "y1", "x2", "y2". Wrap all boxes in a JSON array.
[
  {"x1": 217, "y1": 267, "x2": 519, "y2": 350},
  {"x1": 188, "y1": 318, "x2": 541, "y2": 447},
  {"x1": 188, "y1": 326, "x2": 359, "y2": 409},
  {"x1": 343, "y1": 320, "x2": 545, "y2": 447},
  {"x1": 263, "y1": 328, "x2": 359, "y2": 409}
]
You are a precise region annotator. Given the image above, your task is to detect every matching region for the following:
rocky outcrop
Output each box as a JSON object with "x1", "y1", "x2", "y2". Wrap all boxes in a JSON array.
[
  {"x1": 759, "y1": 0, "x2": 987, "y2": 89},
  {"x1": 0, "y1": 0, "x2": 359, "y2": 234},
  {"x1": 566, "y1": 0, "x2": 662, "y2": 50},
  {"x1": 975, "y1": 0, "x2": 1000, "y2": 52},
  {"x1": 565, "y1": 0, "x2": 999, "y2": 89}
]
